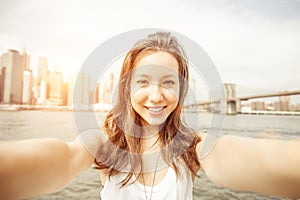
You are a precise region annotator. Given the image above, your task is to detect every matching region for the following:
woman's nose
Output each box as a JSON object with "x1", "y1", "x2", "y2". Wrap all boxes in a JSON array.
[{"x1": 148, "y1": 83, "x2": 163, "y2": 102}]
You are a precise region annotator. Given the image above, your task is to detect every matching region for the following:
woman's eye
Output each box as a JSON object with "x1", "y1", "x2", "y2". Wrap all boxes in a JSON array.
[
  {"x1": 136, "y1": 79, "x2": 149, "y2": 86},
  {"x1": 162, "y1": 80, "x2": 175, "y2": 86}
]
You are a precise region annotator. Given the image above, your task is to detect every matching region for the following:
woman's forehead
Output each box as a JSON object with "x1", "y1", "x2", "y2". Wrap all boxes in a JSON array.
[
  {"x1": 132, "y1": 65, "x2": 179, "y2": 79},
  {"x1": 134, "y1": 51, "x2": 179, "y2": 73}
]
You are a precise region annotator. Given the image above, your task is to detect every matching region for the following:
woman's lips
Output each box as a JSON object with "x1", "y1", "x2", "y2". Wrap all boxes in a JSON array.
[{"x1": 145, "y1": 106, "x2": 167, "y2": 116}]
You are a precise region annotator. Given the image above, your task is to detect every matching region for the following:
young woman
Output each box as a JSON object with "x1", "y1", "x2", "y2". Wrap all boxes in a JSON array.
[{"x1": 0, "y1": 32, "x2": 300, "y2": 200}]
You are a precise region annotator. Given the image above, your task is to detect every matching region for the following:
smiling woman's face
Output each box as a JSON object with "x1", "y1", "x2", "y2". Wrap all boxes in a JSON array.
[{"x1": 130, "y1": 51, "x2": 180, "y2": 126}]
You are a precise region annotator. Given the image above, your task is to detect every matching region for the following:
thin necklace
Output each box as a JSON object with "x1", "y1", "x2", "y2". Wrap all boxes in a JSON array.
[{"x1": 142, "y1": 153, "x2": 160, "y2": 200}]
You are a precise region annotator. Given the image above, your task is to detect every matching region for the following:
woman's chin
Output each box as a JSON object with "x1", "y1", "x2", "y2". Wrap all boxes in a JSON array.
[{"x1": 145, "y1": 118, "x2": 166, "y2": 126}]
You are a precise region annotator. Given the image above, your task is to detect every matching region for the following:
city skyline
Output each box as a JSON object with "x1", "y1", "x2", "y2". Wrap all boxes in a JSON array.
[
  {"x1": 1, "y1": 47, "x2": 299, "y2": 106},
  {"x1": 0, "y1": 47, "x2": 299, "y2": 115},
  {"x1": 0, "y1": 48, "x2": 118, "y2": 108}
]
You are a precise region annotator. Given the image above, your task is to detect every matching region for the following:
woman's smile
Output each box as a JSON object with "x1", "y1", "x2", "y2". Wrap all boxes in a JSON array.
[{"x1": 144, "y1": 106, "x2": 167, "y2": 116}]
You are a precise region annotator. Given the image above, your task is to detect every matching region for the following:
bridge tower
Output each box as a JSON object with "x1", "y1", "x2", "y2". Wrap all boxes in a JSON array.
[{"x1": 224, "y1": 83, "x2": 237, "y2": 114}]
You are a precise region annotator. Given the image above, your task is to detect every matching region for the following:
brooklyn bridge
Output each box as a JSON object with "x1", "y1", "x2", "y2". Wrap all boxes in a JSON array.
[{"x1": 185, "y1": 84, "x2": 300, "y2": 115}]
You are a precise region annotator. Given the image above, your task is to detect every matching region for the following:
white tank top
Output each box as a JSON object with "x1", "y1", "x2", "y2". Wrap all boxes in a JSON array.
[{"x1": 100, "y1": 165, "x2": 193, "y2": 200}]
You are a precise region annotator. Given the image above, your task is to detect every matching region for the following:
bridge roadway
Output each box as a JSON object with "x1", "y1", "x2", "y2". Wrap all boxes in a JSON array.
[
  {"x1": 229, "y1": 90, "x2": 300, "y2": 101},
  {"x1": 186, "y1": 90, "x2": 300, "y2": 114}
]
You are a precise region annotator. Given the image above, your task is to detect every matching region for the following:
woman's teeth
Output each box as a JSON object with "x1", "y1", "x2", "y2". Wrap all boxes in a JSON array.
[{"x1": 147, "y1": 107, "x2": 164, "y2": 112}]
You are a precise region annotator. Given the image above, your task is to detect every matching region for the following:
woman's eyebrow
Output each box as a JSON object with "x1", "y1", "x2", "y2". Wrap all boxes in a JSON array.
[
  {"x1": 134, "y1": 74, "x2": 178, "y2": 79},
  {"x1": 134, "y1": 74, "x2": 151, "y2": 78},
  {"x1": 161, "y1": 74, "x2": 177, "y2": 79}
]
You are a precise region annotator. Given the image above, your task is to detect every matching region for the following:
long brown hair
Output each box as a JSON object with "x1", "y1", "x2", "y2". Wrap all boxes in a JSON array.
[{"x1": 94, "y1": 31, "x2": 201, "y2": 186}]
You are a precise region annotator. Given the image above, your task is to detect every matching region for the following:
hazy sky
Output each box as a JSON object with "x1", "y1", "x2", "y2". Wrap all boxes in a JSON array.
[{"x1": 0, "y1": 0, "x2": 300, "y2": 94}]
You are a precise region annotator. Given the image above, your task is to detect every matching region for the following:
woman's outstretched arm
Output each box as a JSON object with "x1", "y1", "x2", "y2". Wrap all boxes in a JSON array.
[
  {"x1": 198, "y1": 134, "x2": 300, "y2": 199},
  {"x1": 0, "y1": 129, "x2": 104, "y2": 200}
]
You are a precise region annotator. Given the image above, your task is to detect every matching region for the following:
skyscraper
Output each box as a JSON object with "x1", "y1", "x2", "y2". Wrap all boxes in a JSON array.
[
  {"x1": 0, "y1": 49, "x2": 28, "y2": 104},
  {"x1": 73, "y1": 72, "x2": 91, "y2": 109},
  {"x1": 38, "y1": 78, "x2": 48, "y2": 104},
  {"x1": 67, "y1": 73, "x2": 77, "y2": 106},
  {"x1": 48, "y1": 71, "x2": 63, "y2": 105},
  {"x1": 21, "y1": 48, "x2": 30, "y2": 70},
  {"x1": 22, "y1": 69, "x2": 33, "y2": 104},
  {"x1": 62, "y1": 82, "x2": 68, "y2": 106},
  {"x1": 38, "y1": 57, "x2": 48, "y2": 79},
  {"x1": 278, "y1": 95, "x2": 290, "y2": 111},
  {"x1": 0, "y1": 68, "x2": 6, "y2": 102}
]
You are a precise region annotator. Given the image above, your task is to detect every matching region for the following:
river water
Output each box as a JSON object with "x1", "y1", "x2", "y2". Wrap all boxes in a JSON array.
[{"x1": 0, "y1": 110, "x2": 299, "y2": 200}]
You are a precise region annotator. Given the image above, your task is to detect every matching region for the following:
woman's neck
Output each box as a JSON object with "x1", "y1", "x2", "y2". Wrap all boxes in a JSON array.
[{"x1": 141, "y1": 125, "x2": 160, "y2": 153}]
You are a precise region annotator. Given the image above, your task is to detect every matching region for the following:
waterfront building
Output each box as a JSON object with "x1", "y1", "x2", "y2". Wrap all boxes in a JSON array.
[
  {"x1": 48, "y1": 71, "x2": 63, "y2": 105},
  {"x1": 38, "y1": 57, "x2": 48, "y2": 79},
  {"x1": 22, "y1": 69, "x2": 33, "y2": 104},
  {"x1": 62, "y1": 82, "x2": 68, "y2": 106},
  {"x1": 279, "y1": 96, "x2": 290, "y2": 111},
  {"x1": 36, "y1": 78, "x2": 48, "y2": 105},
  {"x1": 251, "y1": 101, "x2": 265, "y2": 111},
  {"x1": 21, "y1": 48, "x2": 30, "y2": 70},
  {"x1": 0, "y1": 68, "x2": 5, "y2": 102},
  {"x1": 0, "y1": 49, "x2": 28, "y2": 104},
  {"x1": 73, "y1": 72, "x2": 91, "y2": 109},
  {"x1": 274, "y1": 96, "x2": 290, "y2": 111}
]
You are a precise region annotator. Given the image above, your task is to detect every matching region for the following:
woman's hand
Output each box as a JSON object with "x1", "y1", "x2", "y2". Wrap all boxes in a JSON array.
[
  {"x1": 198, "y1": 135, "x2": 300, "y2": 199},
  {"x1": 0, "y1": 129, "x2": 105, "y2": 200}
]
